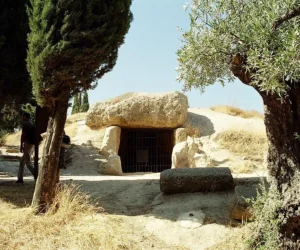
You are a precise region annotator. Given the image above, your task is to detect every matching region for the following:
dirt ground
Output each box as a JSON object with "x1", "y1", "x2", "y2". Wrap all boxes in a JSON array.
[{"x1": 0, "y1": 108, "x2": 267, "y2": 250}]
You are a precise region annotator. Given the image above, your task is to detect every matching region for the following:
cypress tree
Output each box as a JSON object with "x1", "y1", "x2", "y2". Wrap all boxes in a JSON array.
[
  {"x1": 71, "y1": 94, "x2": 79, "y2": 115},
  {"x1": 81, "y1": 91, "x2": 90, "y2": 112},
  {"x1": 27, "y1": 0, "x2": 133, "y2": 212},
  {"x1": 78, "y1": 92, "x2": 82, "y2": 112}
]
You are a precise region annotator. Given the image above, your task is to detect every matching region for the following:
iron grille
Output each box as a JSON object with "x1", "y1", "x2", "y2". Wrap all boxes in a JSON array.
[{"x1": 119, "y1": 129, "x2": 174, "y2": 173}]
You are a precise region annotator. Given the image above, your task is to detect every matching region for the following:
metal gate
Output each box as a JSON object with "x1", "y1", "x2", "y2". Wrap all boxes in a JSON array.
[{"x1": 119, "y1": 129, "x2": 174, "y2": 173}]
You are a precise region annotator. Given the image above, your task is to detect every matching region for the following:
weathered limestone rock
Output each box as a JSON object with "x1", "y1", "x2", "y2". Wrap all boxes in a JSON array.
[
  {"x1": 98, "y1": 154, "x2": 123, "y2": 176},
  {"x1": 86, "y1": 92, "x2": 188, "y2": 129},
  {"x1": 160, "y1": 167, "x2": 233, "y2": 194},
  {"x1": 174, "y1": 128, "x2": 188, "y2": 144},
  {"x1": 99, "y1": 126, "x2": 121, "y2": 157},
  {"x1": 171, "y1": 137, "x2": 203, "y2": 168},
  {"x1": 193, "y1": 153, "x2": 215, "y2": 167},
  {"x1": 171, "y1": 141, "x2": 189, "y2": 168},
  {"x1": 231, "y1": 185, "x2": 259, "y2": 221}
]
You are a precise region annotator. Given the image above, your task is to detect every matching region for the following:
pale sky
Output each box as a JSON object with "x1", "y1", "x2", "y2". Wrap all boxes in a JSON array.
[{"x1": 88, "y1": 0, "x2": 264, "y2": 112}]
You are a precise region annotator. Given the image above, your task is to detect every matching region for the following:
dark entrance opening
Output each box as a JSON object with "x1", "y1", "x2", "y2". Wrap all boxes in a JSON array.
[{"x1": 119, "y1": 129, "x2": 174, "y2": 173}]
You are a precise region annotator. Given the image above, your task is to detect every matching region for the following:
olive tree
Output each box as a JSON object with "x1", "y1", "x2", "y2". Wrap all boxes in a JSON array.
[
  {"x1": 27, "y1": 0, "x2": 133, "y2": 212},
  {"x1": 177, "y1": 0, "x2": 300, "y2": 248}
]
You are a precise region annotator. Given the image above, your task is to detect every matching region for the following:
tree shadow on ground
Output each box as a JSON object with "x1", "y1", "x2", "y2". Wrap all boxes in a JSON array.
[
  {"x1": 0, "y1": 180, "x2": 35, "y2": 208},
  {"x1": 185, "y1": 112, "x2": 215, "y2": 136},
  {"x1": 0, "y1": 171, "x2": 266, "y2": 227},
  {"x1": 68, "y1": 178, "x2": 239, "y2": 226}
]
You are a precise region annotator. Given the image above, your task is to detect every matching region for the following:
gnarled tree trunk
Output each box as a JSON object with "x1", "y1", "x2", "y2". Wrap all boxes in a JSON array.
[
  {"x1": 231, "y1": 56, "x2": 300, "y2": 248},
  {"x1": 32, "y1": 93, "x2": 70, "y2": 213},
  {"x1": 262, "y1": 89, "x2": 300, "y2": 249}
]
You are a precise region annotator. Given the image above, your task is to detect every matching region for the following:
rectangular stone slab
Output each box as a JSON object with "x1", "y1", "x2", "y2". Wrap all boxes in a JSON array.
[{"x1": 160, "y1": 167, "x2": 233, "y2": 194}]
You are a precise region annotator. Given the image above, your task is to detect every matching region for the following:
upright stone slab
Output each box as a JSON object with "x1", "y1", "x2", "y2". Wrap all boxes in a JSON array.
[
  {"x1": 160, "y1": 167, "x2": 233, "y2": 194},
  {"x1": 86, "y1": 91, "x2": 188, "y2": 129},
  {"x1": 98, "y1": 154, "x2": 123, "y2": 176},
  {"x1": 99, "y1": 126, "x2": 121, "y2": 157}
]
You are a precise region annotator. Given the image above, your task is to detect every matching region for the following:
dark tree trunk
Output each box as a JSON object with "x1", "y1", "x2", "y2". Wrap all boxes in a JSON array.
[
  {"x1": 262, "y1": 89, "x2": 300, "y2": 249},
  {"x1": 231, "y1": 56, "x2": 300, "y2": 248},
  {"x1": 32, "y1": 93, "x2": 70, "y2": 213}
]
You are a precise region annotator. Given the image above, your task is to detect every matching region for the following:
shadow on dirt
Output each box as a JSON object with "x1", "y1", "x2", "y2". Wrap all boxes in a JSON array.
[
  {"x1": 65, "y1": 177, "x2": 238, "y2": 226},
  {"x1": 0, "y1": 180, "x2": 35, "y2": 208}
]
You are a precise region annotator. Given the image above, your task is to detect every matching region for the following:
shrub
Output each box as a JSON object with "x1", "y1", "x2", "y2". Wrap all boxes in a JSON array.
[{"x1": 247, "y1": 183, "x2": 283, "y2": 250}]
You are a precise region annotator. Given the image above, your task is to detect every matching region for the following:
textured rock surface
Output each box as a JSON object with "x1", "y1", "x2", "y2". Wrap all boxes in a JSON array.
[
  {"x1": 231, "y1": 185, "x2": 259, "y2": 221},
  {"x1": 174, "y1": 128, "x2": 188, "y2": 144},
  {"x1": 86, "y1": 92, "x2": 188, "y2": 128},
  {"x1": 193, "y1": 153, "x2": 215, "y2": 168},
  {"x1": 98, "y1": 154, "x2": 123, "y2": 176},
  {"x1": 171, "y1": 137, "x2": 203, "y2": 168},
  {"x1": 160, "y1": 167, "x2": 233, "y2": 194},
  {"x1": 99, "y1": 126, "x2": 121, "y2": 157}
]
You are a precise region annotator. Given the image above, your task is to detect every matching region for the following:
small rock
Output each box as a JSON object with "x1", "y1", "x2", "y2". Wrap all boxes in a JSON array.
[{"x1": 177, "y1": 210, "x2": 206, "y2": 229}]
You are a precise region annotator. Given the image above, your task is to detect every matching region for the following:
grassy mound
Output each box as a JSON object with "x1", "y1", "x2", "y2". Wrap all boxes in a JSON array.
[
  {"x1": 214, "y1": 129, "x2": 267, "y2": 162},
  {"x1": 211, "y1": 105, "x2": 264, "y2": 119}
]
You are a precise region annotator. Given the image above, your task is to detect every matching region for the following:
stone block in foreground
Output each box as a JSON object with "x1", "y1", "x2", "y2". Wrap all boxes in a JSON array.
[{"x1": 160, "y1": 167, "x2": 233, "y2": 194}]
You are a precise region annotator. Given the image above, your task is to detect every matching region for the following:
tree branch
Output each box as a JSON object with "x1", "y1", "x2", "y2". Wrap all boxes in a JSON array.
[{"x1": 273, "y1": 6, "x2": 300, "y2": 30}]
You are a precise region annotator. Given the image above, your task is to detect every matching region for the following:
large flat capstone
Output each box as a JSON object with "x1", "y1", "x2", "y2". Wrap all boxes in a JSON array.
[
  {"x1": 86, "y1": 92, "x2": 188, "y2": 129},
  {"x1": 160, "y1": 167, "x2": 233, "y2": 194}
]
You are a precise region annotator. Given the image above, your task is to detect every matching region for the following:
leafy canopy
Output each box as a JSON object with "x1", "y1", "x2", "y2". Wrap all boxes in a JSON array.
[
  {"x1": 177, "y1": 0, "x2": 300, "y2": 95},
  {"x1": 27, "y1": 0, "x2": 133, "y2": 107}
]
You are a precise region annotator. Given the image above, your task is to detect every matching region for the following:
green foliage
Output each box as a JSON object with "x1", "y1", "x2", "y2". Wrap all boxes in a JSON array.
[
  {"x1": 80, "y1": 92, "x2": 90, "y2": 112},
  {"x1": 0, "y1": 0, "x2": 32, "y2": 130},
  {"x1": 177, "y1": 0, "x2": 300, "y2": 95},
  {"x1": 71, "y1": 92, "x2": 90, "y2": 114},
  {"x1": 27, "y1": 0, "x2": 133, "y2": 108},
  {"x1": 0, "y1": 102, "x2": 21, "y2": 132},
  {"x1": 22, "y1": 103, "x2": 36, "y2": 125},
  {"x1": 71, "y1": 94, "x2": 80, "y2": 114},
  {"x1": 247, "y1": 183, "x2": 283, "y2": 250}
]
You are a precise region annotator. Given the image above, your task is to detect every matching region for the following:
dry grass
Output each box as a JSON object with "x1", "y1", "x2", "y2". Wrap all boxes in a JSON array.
[
  {"x1": 3, "y1": 130, "x2": 21, "y2": 146},
  {"x1": 0, "y1": 183, "x2": 141, "y2": 250},
  {"x1": 66, "y1": 112, "x2": 87, "y2": 125},
  {"x1": 229, "y1": 161, "x2": 262, "y2": 174},
  {"x1": 214, "y1": 129, "x2": 267, "y2": 162},
  {"x1": 207, "y1": 224, "x2": 253, "y2": 250},
  {"x1": 211, "y1": 105, "x2": 264, "y2": 119}
]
